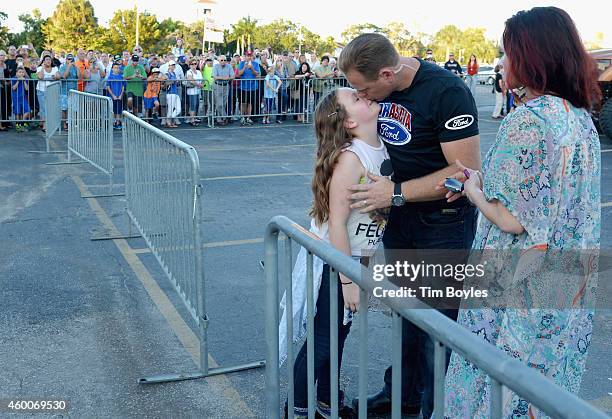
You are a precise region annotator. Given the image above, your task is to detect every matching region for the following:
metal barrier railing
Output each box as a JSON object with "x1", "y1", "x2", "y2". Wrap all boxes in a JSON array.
[
  {"x1": 45, "y1": 81, "x2": 62, "y2": 152},
  {"x1": 62, "y1": 90, "x2": 119, "y2": 197},
  {"x1": 0, "y1": 76, "x2": 44, "y2": 124},
  {"x1": 264, "y1": 215, "x2": 608, "y2": 419},
  {"x1": 2, "y1": 75, "x2": 349, "y2": 129},
  {"x1": 210, "y1": 76, "x2": 348, "y2": 126},
  {"x1": 26, "y1": 81, "x2": 63, "y2": 155},
  {"x1": 121, "y1": 111, "x2": 264, "y2": 384},
  {"x1": 44, "y1": 89, "x2": 119, "y2": 198}
]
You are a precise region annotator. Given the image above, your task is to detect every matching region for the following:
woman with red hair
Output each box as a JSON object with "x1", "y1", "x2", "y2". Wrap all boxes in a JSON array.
[{"x1": 441, "y1": 7, "x2": 601, "y2": 418}]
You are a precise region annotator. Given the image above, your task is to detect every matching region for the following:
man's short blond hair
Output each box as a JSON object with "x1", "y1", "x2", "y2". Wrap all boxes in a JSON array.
[{"x1": 338, "y1": 33, "x2": 399, "y2": 81}]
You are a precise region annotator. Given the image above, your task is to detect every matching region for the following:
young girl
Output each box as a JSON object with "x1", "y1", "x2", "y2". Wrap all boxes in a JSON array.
[
  {"x1": 263, "y1": 66, "x2": 282, "y2": 124},
  {"x1": 279, "y1": 87, "x2": 389, "y2": 418},
  {"x1": 12, "y1": 67, "x2": 31, "y2": 132}
]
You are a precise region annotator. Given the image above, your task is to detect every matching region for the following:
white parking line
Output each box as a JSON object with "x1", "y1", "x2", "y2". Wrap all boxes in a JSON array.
[
  {"x1": 195, "y1": 143, "x2": 314, "y2": 152},
  {"x1": 202, "y1": 172, "x2": 309, "y2": 181}
]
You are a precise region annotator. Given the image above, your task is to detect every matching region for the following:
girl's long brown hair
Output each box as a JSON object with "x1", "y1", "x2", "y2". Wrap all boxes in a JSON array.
[{"x1": 309, "y1": 90, "x2": 352, "y2": 226}]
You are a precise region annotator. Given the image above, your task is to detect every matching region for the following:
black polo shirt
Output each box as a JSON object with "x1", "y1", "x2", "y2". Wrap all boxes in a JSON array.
[{"x1": 377, "y1": 58, "x2": 479, "y2": 209}]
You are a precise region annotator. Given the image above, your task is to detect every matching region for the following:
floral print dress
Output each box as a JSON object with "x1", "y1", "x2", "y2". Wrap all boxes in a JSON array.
[{"x1": 444, "y1": 95, "x2": 601, "y2": 418}]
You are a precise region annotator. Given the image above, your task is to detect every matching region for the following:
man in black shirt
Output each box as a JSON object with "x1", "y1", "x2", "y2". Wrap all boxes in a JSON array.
[
  {"x1": 5, "y1": 45, "x2": 18, "y2": 76},
  {"x1": 444, "y1": 53, "x2": 463, "y2": 75},
  {"x1": 339, "y1": 33, "x2": 480, "y2": 418}
]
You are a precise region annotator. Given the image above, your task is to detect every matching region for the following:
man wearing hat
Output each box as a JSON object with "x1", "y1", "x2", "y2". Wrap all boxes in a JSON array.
[
  {"x1": 237, "y1": 51, "x2": 260, "y2": 125},
  {"x1": 123, "y1": 54, "x2": 147, "y2": 117}
]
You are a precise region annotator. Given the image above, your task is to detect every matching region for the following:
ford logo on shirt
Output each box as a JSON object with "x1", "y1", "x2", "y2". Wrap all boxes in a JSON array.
[
  {"x1": 444, "y1": 114, "x2": 475, "y2": 130},
  {"x1": 378, "y1": 103, "x2": 412, "y2": 146}
]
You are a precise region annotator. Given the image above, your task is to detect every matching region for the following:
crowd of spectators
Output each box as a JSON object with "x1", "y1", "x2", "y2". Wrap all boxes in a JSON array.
[
  {"x1": 0, "y1": 38, "x2": 491, "y2": 132},
  {"x1": 0, "y1": 38, "x2": 346, "y2": 131}
]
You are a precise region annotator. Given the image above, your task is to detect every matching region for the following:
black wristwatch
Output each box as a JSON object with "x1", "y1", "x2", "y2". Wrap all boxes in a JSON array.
[{"x1": 391, "y1": 182, "x2": 406, "y2": 206}]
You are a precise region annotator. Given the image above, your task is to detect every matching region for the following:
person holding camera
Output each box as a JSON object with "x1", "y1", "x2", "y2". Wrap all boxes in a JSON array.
[{"x1": 237, "y1": 51, "x2": 260, "y2": 125}]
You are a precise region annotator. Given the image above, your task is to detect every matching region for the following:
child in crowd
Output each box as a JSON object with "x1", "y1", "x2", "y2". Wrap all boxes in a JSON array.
[
  {"x1": 144, "y1": 68, "x2": 165, "y2": 123},
  {"x1": 164, "y1": 61, "x2": 181, "y2": 128},
  {"x1": 279, "y1": 88, "x2": 389, "y2": 418},
  {"x1": 12, "y1": 67, "x2": 31, "y2": 132},
  {"x1": 263, "y1": 66, "x2": 282, "y2": 124},
  {"x1": 106, "y1": 62, "x2": 125, "y2": 130}
]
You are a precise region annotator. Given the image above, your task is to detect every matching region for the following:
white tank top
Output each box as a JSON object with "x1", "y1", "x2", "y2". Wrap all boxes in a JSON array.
[{"x1": 318, "y1": 138, "x2": 389, "y2": 256}]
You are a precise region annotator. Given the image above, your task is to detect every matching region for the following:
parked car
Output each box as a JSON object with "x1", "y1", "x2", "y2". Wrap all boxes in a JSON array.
[
  {"x1": 590, "y1": 49, "x2": 612, "y2": 139},
  {"x1": 476, "y1": 66, "x2": 496, "y2": 85}
]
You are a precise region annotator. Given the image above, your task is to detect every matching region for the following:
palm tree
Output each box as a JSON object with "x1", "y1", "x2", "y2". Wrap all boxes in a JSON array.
[{"x1": 227, "y1": 16, "x2": 257, "y2": 44}]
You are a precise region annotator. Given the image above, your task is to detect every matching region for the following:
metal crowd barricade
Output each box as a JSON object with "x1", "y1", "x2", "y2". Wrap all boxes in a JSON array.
[
  {"x1": 2, "y1": 74, "x2": 349, "y2": 131},
  {"x1": 264, "y1": 215, "x2": 608, "y2": 419},
  {"x1": 26, "y1": 81, "x2": 63, "y2": 155},
  {"x1": 44, "y1": 81, "x2": 62, "y2": 152},
  {"x1": 46, "y1": 89, "x2": 119, "y2": 198},
  {"x1": 0, "y1": 76, "x2": 45, "y2": 125},
  {"x1": 207, "y1": 75, "x2": 348, "y2": 126},
  {"x1": 121, "y1": 112, "x2": 264, "y2": 384}
]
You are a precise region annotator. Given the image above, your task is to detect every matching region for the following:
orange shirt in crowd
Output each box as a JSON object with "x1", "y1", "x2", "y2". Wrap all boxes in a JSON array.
[
  {"x1": 144, "y1": 75, "x2": 162, "y2": 98},
  {"x1": 75, "y1": 59, "x2": 90, "y2": 91}
]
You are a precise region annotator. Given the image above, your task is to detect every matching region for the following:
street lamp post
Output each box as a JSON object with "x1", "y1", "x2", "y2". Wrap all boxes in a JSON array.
[
  {"x1": 135, "y1": 4, "x2": 139, "y2": 48},
  {"x1": 298, "y1": 25, "x2": 304, "y2": 55}
]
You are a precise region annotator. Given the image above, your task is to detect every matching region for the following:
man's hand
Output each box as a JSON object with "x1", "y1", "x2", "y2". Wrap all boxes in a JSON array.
[
  {"x1": 435, "y1": 159, "x2": 482, "y2": 203},
  {"x1": 347, "y1": 172, "x2": 393, "y2": 213}
]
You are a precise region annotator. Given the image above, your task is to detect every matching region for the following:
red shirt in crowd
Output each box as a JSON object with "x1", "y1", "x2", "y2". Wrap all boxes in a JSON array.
[{"x1": 467, "y1": 61, "x2": 479, "y2": 76}]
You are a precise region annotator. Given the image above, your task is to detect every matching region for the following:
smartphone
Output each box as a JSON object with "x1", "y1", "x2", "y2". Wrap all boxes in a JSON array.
[
  {"x1": 343, "y1": 308, "x2": 354, "y2": 326},
  {"x1": 444, "y1": 177, "x2": 464, "y2": 193}
]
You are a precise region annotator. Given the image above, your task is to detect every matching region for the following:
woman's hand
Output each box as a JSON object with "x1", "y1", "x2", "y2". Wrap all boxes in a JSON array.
[
  {"x1": 436, "y1": 159, "x2": 483, "y2": 203},
  {"x1": 341, "y1": 274, "x2": 360, "y2": 313}
]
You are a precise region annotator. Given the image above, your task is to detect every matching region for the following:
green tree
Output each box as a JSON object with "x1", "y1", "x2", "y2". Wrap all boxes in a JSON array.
[
  {"x1": 254, "y1": 19, "x2": 298, "y2": 53},
  {"x1": 430, "y1": 24, "x2": 463, "y2": 63},
  {"x1": 153, "y1": 18, "x2": 185, "y2": 54},
  {"x1": 0, "y1": 12, "x2": 10, "y2": 49},
  {"x1": 10, "y1": 10, "x2": 47, "y2": 52},
  {"x1": 460, "y1": 27, "x2": 498, "y2": 64},
  {"x1": 226, "y1": 16, "x2": 258, "y2": 46},
  {"x1": 181, "y1": 21, "x2": 206, "y2": 54},
  {"x1": 300, "y1": 28, "x2": 335, "y2": 54},
  {"x1": 340, "y1": 23, "x2": 384, "y2": 44},
  {"x1": 383, "y1": 22, "x2": 423, "y2": 56},
  {"x1": 102, "y1": 9, "x2": 163, "y2": 53},
  {"x1": 43, "y1": 0, "x2": 101, "y2": 51},
  {"x1": 585, "y1": 32, "x2": 605, "y2": 51}
]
